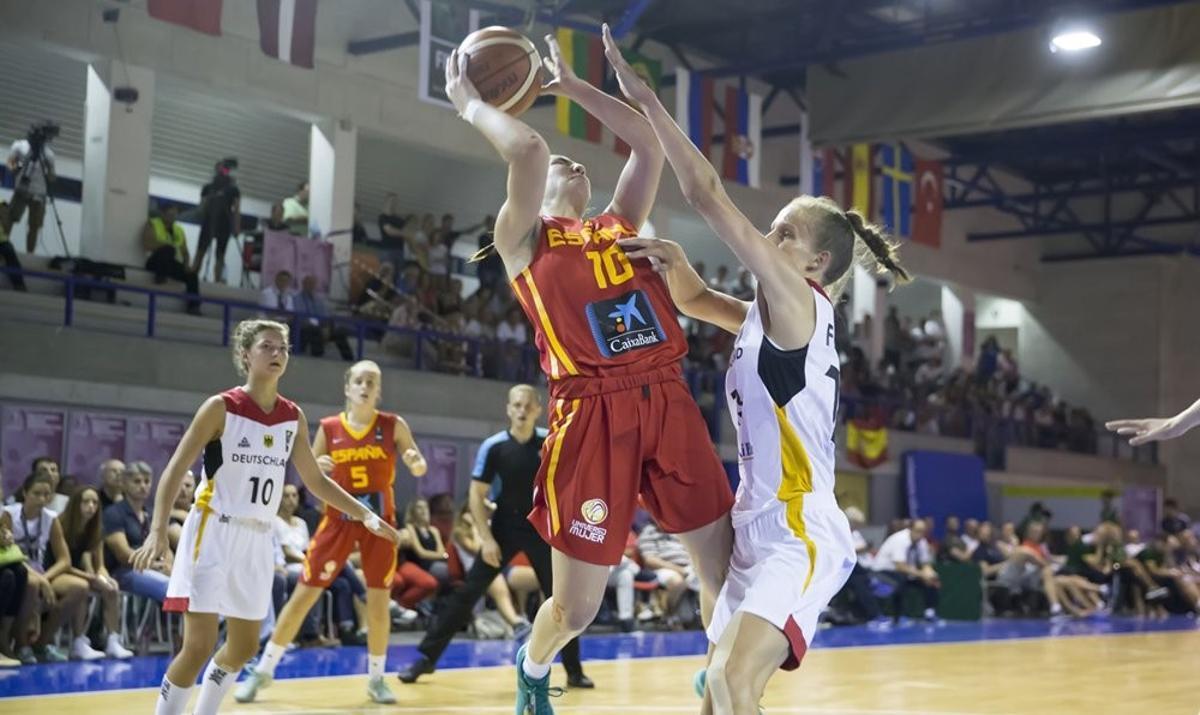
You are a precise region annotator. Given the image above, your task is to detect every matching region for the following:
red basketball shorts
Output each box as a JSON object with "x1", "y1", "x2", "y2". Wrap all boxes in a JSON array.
[
  {"x1": 302, "y1": 515, "x2": 398, "y2": 589},
  {"x1": 528, "y1": 364, "x2": 734, "y2": 565}
]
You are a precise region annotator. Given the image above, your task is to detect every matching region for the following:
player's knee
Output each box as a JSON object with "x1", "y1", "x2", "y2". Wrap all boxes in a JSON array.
[
  {"x1": 553, "y1": 599, "x2": 597, "y2": 634},
  {"x1": 708, "y1": 658, "x2": 758, "y2": 710}
]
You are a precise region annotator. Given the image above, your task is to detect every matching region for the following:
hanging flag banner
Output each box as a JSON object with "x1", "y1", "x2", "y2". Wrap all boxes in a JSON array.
[
  {"x1": 148, "y1": 0, "x2": 223, "y2": 36},
  {"x1": 879, "y1": 143, "x2": 914, "y2": 237},
  {"x1": 257, "y1": 0, "x2": 318, "y2": 69},
  {"x1": 913, "y1": 159, "x2": 944, "y2": 249},
  {"x1": 675, "y1": 67, "x2": 714, "y2": 159},
  {"x1": 849, "y1": 143, "x2": 873, "y2": 218},
  {"x1": 418, "y1": 0, "x2": 482, "y2": 109},
  {"x1": 720, "y1": 85, "x2": 762, "y2": 188},
  {"x1": 556, "y1": 28, "x2": 605, "y2": 143},
  {"x1": 798, "y1": 111, "x2": 815, "y2": 196}
]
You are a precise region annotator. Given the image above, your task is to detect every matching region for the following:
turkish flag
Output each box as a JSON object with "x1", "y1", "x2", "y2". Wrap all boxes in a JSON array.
[{"x1": 913, "y1": 159, "x2": 943, "y2": 248}]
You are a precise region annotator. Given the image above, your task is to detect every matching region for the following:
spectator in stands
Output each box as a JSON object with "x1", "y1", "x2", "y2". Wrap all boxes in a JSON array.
[
  {"x1": 57, "y1": 486, "x2": 133, "y2": 659},
  {"x1": 166, "y1": 471, "x2": 195, "y2": 551},
  {"x1": 352, "y1": 203, "x2": 369, "y2": 244},
  {"x1": 402, "y1": 214, "x2": 435, "y2": 271},
  {"x1": 97, "y1": 459, "x2": 125, "y2": 509},
  {"x1": 104, "y1": 462, "x2": 171, "y2": 604},
  {"x1": 938, "y1": 516, "x2": 972, "y2": 562},
  {"x1": 972, "y1": 522, "x2": 1008, "y2": 576},
  {"x1": 192, "y1": 160, "x2": 241, "y2": 283},
  {"x1": 1138, "y1": 534, "x2": 1200, "y2": 614},
  {"x1": 272, "y1": 483, "x2": 334, "y2": 646},
  {"x1": 260, "y1": 269, "x2": 296, "y2": 316},
  {"x1": 725, "y1": 266, "x2": 753, "y2": 301},
  {"x1": 354, "y1": 263, "x2": 400, "y2": 323},
  {"x1": 281, "y1": 181, "x2": 309, "y2": 236},
  {"x1": 142, "y1": 205, "x2": 202, "y2": 315},
  {"x1": 30, "y1": 457, "x2": 68, "y2": 514},
  {"x1": 0, "y1": 510, "x2": 27, "y2": 664},
  {"x1": 378, "y1": 194, "x2": 408, "y2": 258},
  {"x1": 473, "y1": 214, "x2": 502, "y2": 289},
  {"x1": 874, "y1": 518, "x2": 940, "y2": 622},
  {"x1": 1, "y1": 474, "x2": 83, "y2": 662},
  {"x1": 1162, "y1": 498, "x2": 1191, "y2": 536},
  {"x1": 265, "y1": 203, "x2": 287, "y2": 231},
  {"x1": 961, "y1": 518, "x2": 981, "y2": 554},
  {"x1": 435, "y1": 310, "x2": 470, "y2": 375},
  {"x1": 637, "y1": 522, "x2": 696, "y2": 625},
  {"x1": 1098, "y1": 490, "x2": 1120, "y2": 525},
  {"x1": 1012, "y1": 520, "x2": 1097, "y2": 617},
  {"x1": 840, "y1": 506, "x2": 889, "y2": 628},
  {"x1": 296, "y1": 275, "x2": 355, "y2": 361},
  {"x1": 0, "y1": 201, "x2": 27, "y2": 291},
  {"x1": 403, "y1": 498, "x2": 449, "y2": 587},
  {"x1": 390, "y1": 528, "x2": 438, "y2": 623},
  {"x1": 4, "y1": 128, "x2": 56, "y2": 254},
  {"x1": 496, "y1": 306, "x2": 528, "y2": 381},
  {"x1": 449, "y1": 506, "x2": 524, "y2": 633}
]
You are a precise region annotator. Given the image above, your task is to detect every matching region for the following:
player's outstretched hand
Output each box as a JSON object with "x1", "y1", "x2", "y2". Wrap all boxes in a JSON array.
[
  {"x1": 541, "y1": 33, "x2": 581, "y2": 97},
  {"x1": 1105, "y1": 417, "x2": 1182, "y2": 446},
  {"x1": 444, "y1": 48, "x2": 482, "y2": 117},
  {"x1": 601, "y1": 23, "x2": 656, "y2": 107}
]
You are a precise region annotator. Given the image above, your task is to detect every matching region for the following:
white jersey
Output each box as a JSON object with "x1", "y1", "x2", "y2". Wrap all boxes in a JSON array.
[
  {"x1": 195, "y1": 388, "x2": 299, "y2": 523},
  {"x1": 725, "y1": 281, "x2": 839, "y2": 528}
]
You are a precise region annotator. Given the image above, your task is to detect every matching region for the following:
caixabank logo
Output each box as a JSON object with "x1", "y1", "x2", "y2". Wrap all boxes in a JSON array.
[{"x1": 585, "y1": 290, "x2": 665, "y2": 358}]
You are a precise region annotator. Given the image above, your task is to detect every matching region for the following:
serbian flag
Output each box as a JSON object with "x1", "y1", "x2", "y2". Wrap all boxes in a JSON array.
[
  {"x1": 879, "y1": 143, "x2": 914, "y2": 237},
  {"x1": 720, "y1": 85, "x2": 762, "y2": 188},
  {"x1": 849, "y1": 143, "x2": 874, "y2": 218},
  {"x1": 147, "y1": 0, "x2": 222, "y2": 36},
  {"x1": 675, "y1": 67, "x2": 714, "y2": 159},
  {"x1": 257, "y1": 0, "x2": 318, "y2": 69},
  {"x1": 555, "y1": 28, "x2": 604, "y2": 143},
  {"x1": 913, "y1": 159, "x2": 944, "y2": 248},
  {"x1": 846, "y1": 418, "x2": 888, "y2": 469}
]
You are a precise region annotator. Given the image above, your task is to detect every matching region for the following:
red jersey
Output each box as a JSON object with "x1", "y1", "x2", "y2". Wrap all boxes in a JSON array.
[
  {"x1": 320, "y1": 411, "x2": 398, "y2": 521},
  {"x1": 510, "y1": 213, "x2": 686, "y2": 381}
]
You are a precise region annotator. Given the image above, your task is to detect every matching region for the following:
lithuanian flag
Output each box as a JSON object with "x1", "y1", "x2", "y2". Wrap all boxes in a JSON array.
[{"x1": 555, "y1": 28, "x2": 604, "y2": 143}]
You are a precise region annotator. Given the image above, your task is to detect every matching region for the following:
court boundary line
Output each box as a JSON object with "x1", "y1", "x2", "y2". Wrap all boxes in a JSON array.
[{"x1": 4, "y1": 625, "x2": 1197, "y2": 702}]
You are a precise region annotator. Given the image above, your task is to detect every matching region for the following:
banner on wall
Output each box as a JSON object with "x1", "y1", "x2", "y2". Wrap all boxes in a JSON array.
[
  {"x1": 261, "y1": 230, "x2": 333, "y2": 292},
  {"x1": 126, "y1": 418, "x2": 192, "y2": 479},
  {"x1": 1, "y1": 406, "x2": 65, "y2": 498},
  {"x1": 417, "y1": 0, "x2": 481, "y2": 109},
  {"x1": 417, "y1": 440, "x2": 459, "y2": 499},
  {"x1": 66, "y1": 413, "x2": 127, "y2": 482}
]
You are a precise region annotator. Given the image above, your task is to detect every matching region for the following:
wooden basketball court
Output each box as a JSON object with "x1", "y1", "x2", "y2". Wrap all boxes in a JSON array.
[{"x1": 6, "y1": 629, "x2": 1196, "y2": 715}]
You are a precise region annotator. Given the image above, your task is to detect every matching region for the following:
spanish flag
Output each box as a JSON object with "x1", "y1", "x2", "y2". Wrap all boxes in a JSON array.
[
  {"x1": 555, "y1": 28, "x2": 604, "y2": 143},
  {"x1": 846, "y1": 418, "x2": 888, "y2": 469}
]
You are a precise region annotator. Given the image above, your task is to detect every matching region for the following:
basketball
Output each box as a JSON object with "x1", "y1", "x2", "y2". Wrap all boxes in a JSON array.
[{"x1": 458, "y1": 27, "x2": 542, "y2": 117}]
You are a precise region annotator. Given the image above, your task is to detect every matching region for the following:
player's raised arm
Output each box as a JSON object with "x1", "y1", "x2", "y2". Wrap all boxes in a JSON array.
[
  {"x1": 620, "y1": 237, "x2": 748, "y2": 335},
  {"x1": 445, "y1": 49, "x2": 548, "y2": 275},
  {"x1": 541, "y1": 33, "x2": 664, "y2": 228}
]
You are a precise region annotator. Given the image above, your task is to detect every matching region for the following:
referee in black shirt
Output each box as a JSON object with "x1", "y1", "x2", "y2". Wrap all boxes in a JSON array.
[{"x1": 397, "y1": 385, "x2": 592, "y2": 688}]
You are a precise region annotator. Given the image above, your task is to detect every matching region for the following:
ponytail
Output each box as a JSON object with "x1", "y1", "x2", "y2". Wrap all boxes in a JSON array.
[{"x1": 843, "y1": 209, "x2": 911, "y2": 286}]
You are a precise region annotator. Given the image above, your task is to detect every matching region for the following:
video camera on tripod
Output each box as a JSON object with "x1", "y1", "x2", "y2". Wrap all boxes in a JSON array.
[{"x1": 15, "y1": 120, "x2": 60, "y2": 188}]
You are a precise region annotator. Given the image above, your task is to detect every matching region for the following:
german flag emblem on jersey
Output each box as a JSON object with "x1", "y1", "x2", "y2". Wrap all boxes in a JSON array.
[{"x1": 263, "y1": 434, "x2": 274, "y2": 448}]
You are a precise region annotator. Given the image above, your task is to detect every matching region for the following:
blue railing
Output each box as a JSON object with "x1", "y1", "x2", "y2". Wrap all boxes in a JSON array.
[{"x1": 0, "y1": 267, "x2": 732, "y2": 438}]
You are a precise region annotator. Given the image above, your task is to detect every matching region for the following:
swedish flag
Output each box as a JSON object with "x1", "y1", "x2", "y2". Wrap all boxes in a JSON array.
[{"x1": 879, "y1": 143, "x2": 914, "y2": 237}]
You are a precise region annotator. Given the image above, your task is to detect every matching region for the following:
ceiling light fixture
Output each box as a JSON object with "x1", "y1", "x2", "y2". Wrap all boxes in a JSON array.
[{"x1": 1050, "y1": 29, "x2": 1101, "y2": 53}]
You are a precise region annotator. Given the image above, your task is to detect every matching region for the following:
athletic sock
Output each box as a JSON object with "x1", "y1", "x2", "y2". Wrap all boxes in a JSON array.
[
  {"x1": 155, "y1": 676, "x2": 193, "y2": 715},
  {"x1": 368, "y1": 654, "x2": 386, "y2": 680},
  {"x1": 1050, "y1": 603, "x2": 1063, "y2": 615},
  {"x1": 193, "y1": 660, "x2": 238, "y2": 715},
  {"x1": 522, "y1": 652, "x2": 551, "y2": 680},
  {"x1": 258, "y1": 641, "x2": 287, "y2": 677}
]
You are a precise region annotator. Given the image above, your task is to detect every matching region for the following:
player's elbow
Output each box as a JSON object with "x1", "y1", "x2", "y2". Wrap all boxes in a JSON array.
[
  {"x1": 506, "y1": 132, "x2": 549, "y2": 165},
  {"x1": 681, "y1": 170, "x2": 721, "y2": 211}
]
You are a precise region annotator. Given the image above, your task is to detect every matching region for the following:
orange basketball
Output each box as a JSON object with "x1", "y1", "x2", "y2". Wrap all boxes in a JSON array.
[{"x1": 459, "y1": 27, "x2": 542, "y2": 117}]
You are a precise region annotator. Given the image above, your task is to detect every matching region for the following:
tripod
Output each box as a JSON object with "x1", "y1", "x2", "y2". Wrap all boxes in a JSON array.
[{"x1": 13, "y1": 152, "x2": 70, "y2": 258}]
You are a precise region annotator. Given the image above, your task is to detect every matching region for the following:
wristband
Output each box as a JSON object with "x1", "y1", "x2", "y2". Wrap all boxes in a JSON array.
[
  {"x1": 461, "y1": 99, "x2": 484, "y2": 124},
  {"x1": 363, "y1": 514, "x2": 381, "y2": 532}
]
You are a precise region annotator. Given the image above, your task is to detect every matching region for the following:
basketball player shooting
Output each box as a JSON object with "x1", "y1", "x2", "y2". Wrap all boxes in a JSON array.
[{"x1": 444, "y1": 31, "x2": 734, "y2": 715}]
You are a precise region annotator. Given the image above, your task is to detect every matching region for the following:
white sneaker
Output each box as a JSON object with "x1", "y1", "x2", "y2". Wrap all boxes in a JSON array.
[
  {"x1": 104, "y1": 634, "x2": 134, "y2": 659},
  {"x1": 397, "y1": 607, "x2": 419, "y2": 625},
  {"x1": 71, "y1": 636, "x2": 105, "y2": 661}
]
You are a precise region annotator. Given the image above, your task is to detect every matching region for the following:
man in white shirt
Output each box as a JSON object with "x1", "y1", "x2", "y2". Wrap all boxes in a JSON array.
[
  {"x1": 281, "y1": 182, "x2": 309, "y2": 236},
  {"x1": 875, "y1": 519, "x2": 941, "y2": 622},
  {"x1": 637, "y1": 523, "x2": 697, "y2": 623},
  {"x1": 4, "y1": 129, "x2": 56, "y2": 253},
  {"x1": 838, "y1": 507, "x2": 889, "y2": 628},
  {"x1": 260, "y1": 270, "x2": 296, "y2": 316}
]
